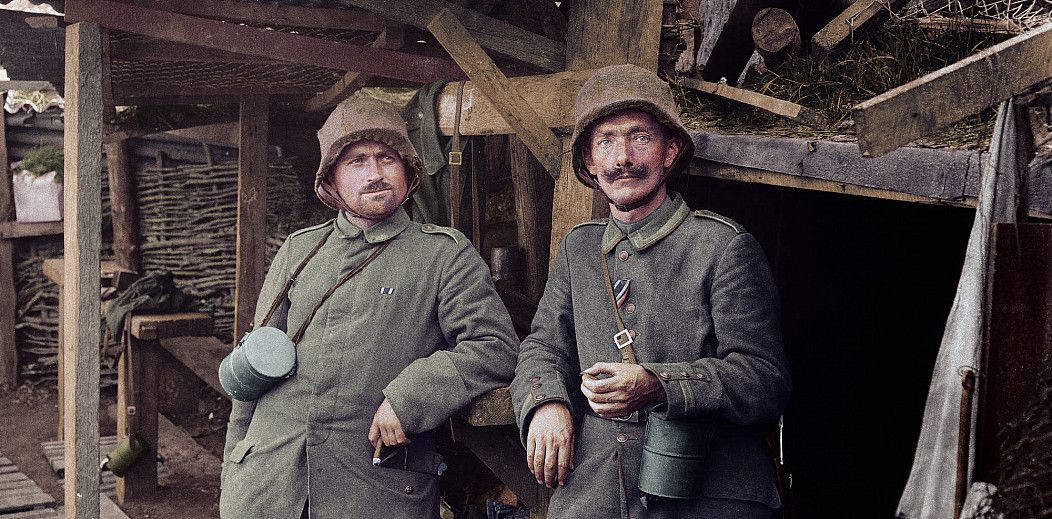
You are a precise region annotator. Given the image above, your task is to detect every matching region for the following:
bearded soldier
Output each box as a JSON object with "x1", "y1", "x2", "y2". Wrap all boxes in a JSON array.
[
  {"x1": 220, "y1": 96, "x2": 518, "y2": 519},
  {"x1": 511, "y1": 64, "x2": 791, "y2": 518}
]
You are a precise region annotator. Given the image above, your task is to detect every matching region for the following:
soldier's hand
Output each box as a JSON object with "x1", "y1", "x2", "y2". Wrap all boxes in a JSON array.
[
  {"x1": 581, "y1": 362, "x2": 666, "y2": 418},
  {"x1": 526, "y1": 401, "x2": 574, "y2": 489},
  {"x1": 368, "y1": 398, "x2": 411, "y2": 448}
]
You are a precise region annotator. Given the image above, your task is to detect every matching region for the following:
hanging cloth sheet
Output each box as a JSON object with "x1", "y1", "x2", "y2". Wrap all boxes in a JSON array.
[{"x1": 896, "y1": 100, "x2": 1024, "y2": 518}]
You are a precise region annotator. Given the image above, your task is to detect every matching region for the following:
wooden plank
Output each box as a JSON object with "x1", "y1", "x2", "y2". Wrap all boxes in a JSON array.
[
  {"x1": 812, "y1": 0, "x2": 908, "y2": 59},
  {"x1": 104, "y1": 140, "x2": 139, "y2": 272},
  {"x1": 461, "y1": 387, "x2": 515, "y2": 426},
  {"x1": 120, "y1": 0, "x2": 385, "y2": 31},
  {"x1": 1, "y1": 92, "x2": 10, "y2": 222},
  {"x1": 435, "y1": 69, "x2": 593, "y2": 136},
  {"x1": 0, "y1": 240, "x2": 16, "y2": 386},
  {"x1": 115, "y1": 337, "x2": 159, "y2": 503},
  {"x1": 508, "y1": 135, "x2": 554, "y2": 302},
  {"x1": 0, "y1": 81, "x2": 54, "y2": 92},
  {"x1": 304, "y1": 26, "x2": 404, "y2": 113},
  {"x1": 129, "y1": 312, "x2": 213, "y2": 341},
  {"x1": 671, "y1": 76, "x2": 827, "y2": 128},
  {"x1": 41, "y1": 259, "x2": 121, "y2": 286},
  {"x1": 158, "y1": 336, "x2": 229, "y2": 397},
  {"x1": 852, "y1": 22, "x2": 1052, "y2": 158},
  {"x1": 452, "y1": 420, "x2": 553, "y2": 516},
  {"x1": 109, "y1": 39, "x2": 282, "y2": 65},
  {"x1": 342, "y1": 0, "x2": 564, "y2": 72},
  {"x1": 0, "y1": 493, "x2": 55, "y2": 514},
  {"x1": 2, "y1": 507, "x2": 60, "y2": 518},
  {"x1": 233, "y1": 96, "x2": 268, "y2": 342},
  {"x1": 0, "y1": 10, "x2": 66, "y2": 94},
  {"x1": 975, "y1": 223, "x2": 1052, "y2": 481},
  {"x1": 103, "y1": 109, "x2": 239, "y2": 144},
  {"x1": 0, "y1": 221, "x2": 64, "y2": 239},
  {"x1": 64, "y1": 0, "x2": 465, "y2": 84},
  {"x1": 699, "y1": 0, "x2": 777, "y2": 82},
  {"x1": 428, "y1": 9, "x2": 562, "y2": 177},
  {"x1": 62, "y1": 21, "x2": 103, "y2": 519},
  {"x1": 912, "y1": 15, "x2": 1022, "y2": 35},
  {"x1": 549, "y1": 137, "x2": 597, "y2": 266},
  {"x1": 565, "y1": 0, "x2": 663, "y2": 72}
]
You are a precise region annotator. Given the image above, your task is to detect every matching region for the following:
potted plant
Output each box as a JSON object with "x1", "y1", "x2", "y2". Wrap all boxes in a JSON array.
[{"x1": 12, "y1": 145, "x2": 63, "y2": 223}]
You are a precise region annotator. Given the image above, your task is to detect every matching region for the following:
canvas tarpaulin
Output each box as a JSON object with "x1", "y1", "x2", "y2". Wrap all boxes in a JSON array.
[{"x1": 896, "y1": 99, "x2": 1024, "y2": 519}]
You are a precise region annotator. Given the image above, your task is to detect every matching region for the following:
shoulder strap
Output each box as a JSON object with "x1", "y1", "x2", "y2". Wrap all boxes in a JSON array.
[
  {"x1": 599, "y1": 251, "x2": 638, "y2": 365},
  {"x1": 258, "y1": 227, "x2": 334, "y2": 330}
]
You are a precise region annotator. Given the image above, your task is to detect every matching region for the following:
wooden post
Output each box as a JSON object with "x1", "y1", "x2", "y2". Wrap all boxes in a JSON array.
[
  {"x1": 105, "y1": 140, "x2": 140, "y2": 272},
  {"x1": 0, "y1": 92, "x2": 17, "y2": 387},
  {"x1": 508, "y1": 135, "x2": 554, "y2": 302},
  {"x1": 549, "y1": 0, "x2": 664, "y2": 260},
  {"x1": 63, "y1": 21, "x2": 103, "y2": 519},
  {"x1": 233, "y1": 96, "x2": 268, "y2": 341},
  {"x1": 115, "y1": 335, "x2": 160, "y2": 502}
]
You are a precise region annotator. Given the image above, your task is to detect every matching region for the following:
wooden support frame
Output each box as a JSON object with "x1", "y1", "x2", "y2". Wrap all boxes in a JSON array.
[
  {"x1": 451, "y1": 420, "x2": 554, "y2": 516},
  {"x1": 508, "y1": 135, "x2": 554, "y2": 302},
  {"x1": 121, "y1": 0, "x2": 386, "y2": 31},
  {"x1": 115, "y1": 333, "x2": 159, "y2": 503},
  {"x1": 852, "y1": 22, "x2": 1052, "y2": 158},
  {"x1": 63, "y1": 21, "x2": 104, "y2": 519},
  {"x1": 0, "y1": 92, "x2": 17, "y2": 387},
  {"x1": 105, "y1": 140, "x2": 140, "y2": 272},
  {"x1": 65, "y1": 0, "x2": 465, "y2": 84},
  {"x1": 233, "y1": 96, "x2": 269, "y2": 341},
  {"x1": 672, "y1": 76, "x2": 827, "y2": 128},
  {"x1": 304, "y1": 25, "x2": 405, "y2": 113},
  {"x1": 811, "y1": 0, "x2": 908, "y2": 58},
  {"x1": 343, "y1": 0, "x2": 565, "y2": 72},
  {"x1": 428, "y1": 9, "x2": 563, "y2": 176}
]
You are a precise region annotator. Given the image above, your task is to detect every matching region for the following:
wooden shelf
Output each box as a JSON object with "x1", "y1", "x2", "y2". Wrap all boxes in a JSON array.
[{"x1": 0, "y1": 220, "x2": 63, "y2": 239}]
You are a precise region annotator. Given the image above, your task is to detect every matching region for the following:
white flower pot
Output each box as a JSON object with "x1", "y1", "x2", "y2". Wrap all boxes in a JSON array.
[{"x1": 12, "y1": 169, "x2": 63, "y2": 223}]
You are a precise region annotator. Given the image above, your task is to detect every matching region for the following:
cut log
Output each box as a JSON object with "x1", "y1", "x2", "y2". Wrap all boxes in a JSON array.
[
  {"x1": 700, "y1": 0, "x2": 778, "y2": 83},
  {"x1": 751, "y1": 8, "x2": 800, "y2": 69}
]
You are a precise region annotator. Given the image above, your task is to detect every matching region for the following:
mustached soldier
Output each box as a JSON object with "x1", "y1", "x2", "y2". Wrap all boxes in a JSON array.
[
  {"x1": 511, "y1": 64, "x2": 791, "y2": 518},
  {"x1": 220, "y1": 97, "x2": 518, "y2": 519}
]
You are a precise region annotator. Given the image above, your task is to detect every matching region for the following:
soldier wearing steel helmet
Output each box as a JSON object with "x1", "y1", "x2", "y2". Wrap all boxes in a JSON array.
[
  {"x1": 220, "y1": 96, "x2": 518, "y2": 519},
  {"x1": 510, "y1": 64, "x2": 791, "y2": 518}
]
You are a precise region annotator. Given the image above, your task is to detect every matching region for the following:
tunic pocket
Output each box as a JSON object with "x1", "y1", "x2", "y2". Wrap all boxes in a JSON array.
[{"x1": 227, "y1": 438, "x2": 255, "y2": 464}]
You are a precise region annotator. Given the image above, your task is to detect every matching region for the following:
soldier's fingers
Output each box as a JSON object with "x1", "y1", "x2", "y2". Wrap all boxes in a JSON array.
[
  {"x1": 557, "y1": 439, "x2": 572, "y2": 486},
  {"x1": 526, "y1": 433, "x2": 537, "y2": 473},
  {"x1": 543, "y1": 441, "x2": 559, "y2": 488},
  {"x1": 368, "y1": 423, "x2": 381, "y2": 448},
  {"x1": 394, "y1": 426, "x2": 410, "y2": 446},
  {"x1": 532, "y1": 441, "x2": 547, "y2": 484},
  {"x1": 585, "y1": 362, "x2": 620, "y2": 376}
]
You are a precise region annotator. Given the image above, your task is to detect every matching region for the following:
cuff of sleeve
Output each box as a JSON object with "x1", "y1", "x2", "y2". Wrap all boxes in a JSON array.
[
  {"x1": 516, "y1": 373, "x2": 572, "y2": 447},
  {"x1": 384, "y1": 352, "x2": 469, "y2": 434},
  {"x1": 641, "y1": 362, "x2": 712, "y2": 420}
]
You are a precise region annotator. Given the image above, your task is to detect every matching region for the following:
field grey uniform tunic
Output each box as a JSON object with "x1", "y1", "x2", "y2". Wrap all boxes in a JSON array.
[
  {"x1": 511, "y1": 193, "x2": 791, "y2": 518},
  {"x1": 220, "y1": 208, "x2": 518, "y2": 519}
]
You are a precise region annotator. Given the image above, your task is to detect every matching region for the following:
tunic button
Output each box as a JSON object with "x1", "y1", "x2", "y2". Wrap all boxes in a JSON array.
[
  {"x1": 618, "y1": 250, "x2": 630, "y2": 261},
  {"x1": 534, "y1": 393, "x2": 547, "y2": 401},
  {"x1": 624, "y1": 303, "x2": 635, "y2": 314},
  {"x1": 530, "y1": 376, "x2": 541, "y2": 383},
  {"x1": 680, "y1": 371, "x2": 690, "y2": 377},
  {"x1": 616, "y1": 433, "x2": 628, "y2": 443},
  {"x1": 405, "y1": 485, "x2": 414, "y2": 494},
  {"x1": 696, "y1": 372, "x2": 708, "y2": 381},
  {"x1": 629, "y1": 329, "x2": 637, "y2": 339},
  {"x1": 659, "y1": 372, "x2": 671, "y2": 380},
  {"x1": 531, "y1": 382, "x2": 542, "y2": 390}
]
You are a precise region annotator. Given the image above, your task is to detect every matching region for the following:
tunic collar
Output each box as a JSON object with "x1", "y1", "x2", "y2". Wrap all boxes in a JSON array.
[
  {"x1": 335, "y1": 206, "x2": 411, "y2": 244},
  {"x1": 601, "y1": 192, "x2": 691, "y2": 254}
]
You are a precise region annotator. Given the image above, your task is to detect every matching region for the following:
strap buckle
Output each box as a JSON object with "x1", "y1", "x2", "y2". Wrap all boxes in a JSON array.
[
  {"x1": 613, "y1": 329, "x2": 633, "y2": 349},
  {"x1": 448, "y1": 151, "x2": 463, "y2": 166}
]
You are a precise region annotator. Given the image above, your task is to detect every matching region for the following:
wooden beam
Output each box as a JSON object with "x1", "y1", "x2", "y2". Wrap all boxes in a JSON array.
[
  {"x1": 549, "y1": 137, "x2": 597, "y2": 265},
  {"x1": 565, "y1": 0, "x2": 663, "y2": 72},
  {"x1": 451, "y1": 419, "x2": 554, "y2": 516},
  {"x1": 63, "y1": 21, "x2": 103, "y2": 519},
  {"x1": 109, "y1": 39, "x2": 283, "y2": 64},
  {"x1": 700, "y1": 0, "x2": 777, "y2": 83},
  {"x1": 342, "y1": 0, "x2": 565, "y2": 72},
  {"x1": 304, "y1": 26, "x2": 404, "y2": 113},
  {"x1": 435, "y1": 69, "x2": 594, "y2": 136},
  {"x1": 104, "y1": 110, "x2": 240, "y2": 144},
  {"x1": 65, "y1": 0, "x2": 465, "y2": 84},
  {"x1": 428, "y1": 9, "x2": 562, "y2": 176},
  {"x1": 0, "y1": 81, "x2": 55, "y2": 91},
  {"x1": 0, "y1": 221, "x2": 64, "y2": 239},
  {"x1": 812, "y1": 0, "x2": 909, "y2": 59},
  {"x1": 852, "y1": 22, "x2": 1052, "y2": 158},
  {"x1": 461, "y1": 387, "x2": 515, "y2": 426},
  {"x1": 0, "y1": 92, "x2": 14, "y2": 387},
  {"x1": 105, "y1": 140, "x2": 140, "y2": 272},
  {"x1": 115, "y1": 336, "x2": 159, "y2": 502},
  {"x1": 121, "y1": 0, "x2": 386, "y2": 31},
  {"x1": 233, "y1": 96, "x2": 268, "y2": 342},
  {"x1": 672, "y1": 76, "x2": 827, "y2": 128},
  {"x1": 0, "y1": 10, "x2": 66, "y2": 94},
  {"x1": 508, "y1": 135, "x2": 554, "y2": 302}
]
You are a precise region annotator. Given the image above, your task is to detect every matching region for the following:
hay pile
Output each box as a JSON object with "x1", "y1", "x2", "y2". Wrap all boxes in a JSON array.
[{"x1": 677, "y1": 20, "x2": 1010, "y2": 149}]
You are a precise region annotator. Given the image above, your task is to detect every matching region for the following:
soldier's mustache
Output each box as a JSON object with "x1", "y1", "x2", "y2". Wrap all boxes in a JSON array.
[
  {"x1": 361, "y1": 180, "x2": 393, "y2": 194},
  {"x1": 600, "y1": 164, "x2": 649, "y2": 182}
]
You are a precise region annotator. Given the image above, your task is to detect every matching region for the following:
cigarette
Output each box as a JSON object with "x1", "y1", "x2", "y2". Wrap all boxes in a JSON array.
[{"x1": 372, "y1": 442, "x2": 383, "y2": 466}]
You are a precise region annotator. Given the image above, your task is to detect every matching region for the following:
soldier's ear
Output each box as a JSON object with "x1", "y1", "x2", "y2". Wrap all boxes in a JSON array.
[{"x1": 663, "y1": 135, "x2": 682, "y2": 169}]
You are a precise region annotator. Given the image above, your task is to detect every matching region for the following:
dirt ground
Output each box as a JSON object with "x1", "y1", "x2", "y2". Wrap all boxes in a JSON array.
[{"x1": 0, "y1": 381, "x2": 221, "y2": 519}]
